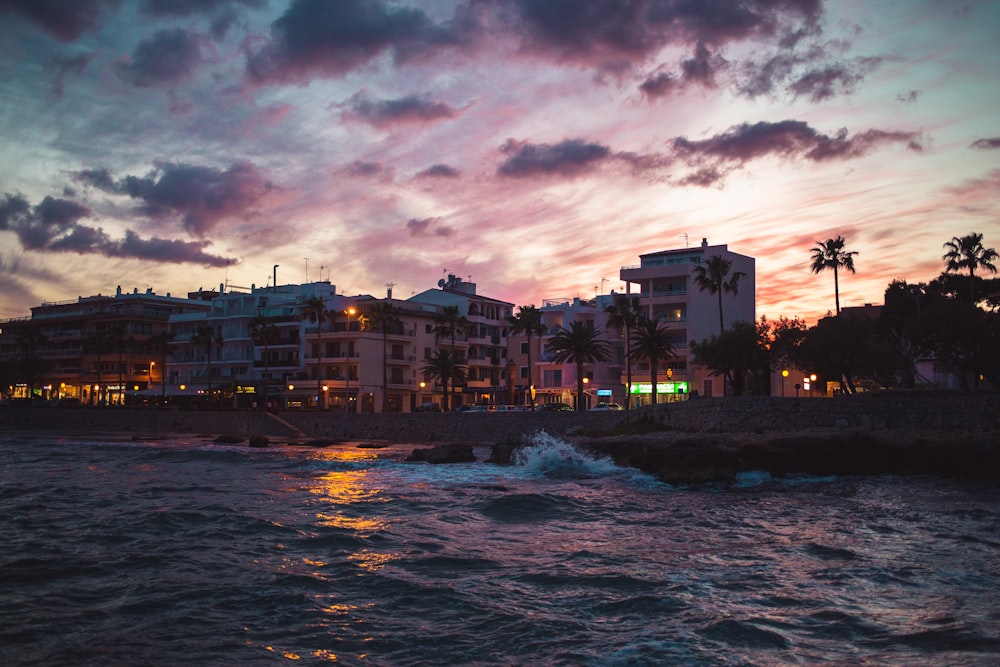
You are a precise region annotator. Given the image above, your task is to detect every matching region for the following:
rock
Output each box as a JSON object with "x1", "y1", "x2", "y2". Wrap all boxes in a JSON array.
[
  {"x1": 213, "y1": 434, "x2": 243, "y2": 444},
  {"x1": 248, "y1": 435, "x2": 269, "y2": 448},
  {"x1": 406, "y1": 444, "x2": 476, "y2": 464}
]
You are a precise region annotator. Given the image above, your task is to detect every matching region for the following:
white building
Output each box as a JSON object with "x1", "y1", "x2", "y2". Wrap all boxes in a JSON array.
[{"x1": 620, "y1": 238, "x2": 755, "y2": 398}]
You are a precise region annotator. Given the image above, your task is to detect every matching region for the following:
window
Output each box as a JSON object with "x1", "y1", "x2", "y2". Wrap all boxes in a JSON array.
[
  {"x1": 543, "y1": 369, "x2": 562, "y2": 387},
  {"x1": 520, "y1": 341, "x2": 529, "y2": 354}
]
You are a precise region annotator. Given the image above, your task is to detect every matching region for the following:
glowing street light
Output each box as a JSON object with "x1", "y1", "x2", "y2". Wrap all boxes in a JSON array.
[{"x1": 345, "y1": 306, "x2": 356, "y2": 420}]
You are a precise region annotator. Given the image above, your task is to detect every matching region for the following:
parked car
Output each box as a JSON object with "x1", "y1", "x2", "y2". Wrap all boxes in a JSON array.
[
  {"x1": 414, "y1": 402, "x2": 441, "y2": 412},
  {"x1": 536, "y1": 402, "x2": 574, "y2": 412},
  {"x1": 588, "y1": 402, "x2": 623, "y2": 411},
  {"x1": 463, "y1": 405, "x2": 496, "y2": 413}
]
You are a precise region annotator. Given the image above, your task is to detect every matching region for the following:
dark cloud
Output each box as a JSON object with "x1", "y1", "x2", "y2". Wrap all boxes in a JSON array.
[
  {"x1": 0, "y1": 192, "x2": 233, "y2": 266},
  {"x1": 73, "y1": 167, "x2": 117, "y2": 191},
  {"x1": 971, "y1": 138, "x2": 1000, "y2": 149},
  {"x1": 406, "y1": 217, "x2": 454, "y2": 237},
  {"x1": 116, "y1": 162, "x2": 272, "y2": 236},
  {"x1": 897, "y1": 90, "x2": 920, "y2": 104},
  {"x1": 498, "y1": 139, "x2": 611, "y2": 177},
  {"x1": 247, "y1": 0, "x2": 461, "y2": 84},
  {"x1": 346, "y1": 161, "x2": 386, "y2": 178},
  {"x1": 0, "y1": 0, "x2": 117, "y2": 42},
  {"x1": 642, "y1": 41, "x2": 726, "y2": 98},
  {"x1": 680, "y1": 41, "x2": 726, "y2": 87},
  {"x1": 788, "y1": 58, "x2": 880, "y2": 101},
  {"x1": 639, "y1": 71, "x2": 677, "y2": 99},
  {"x1": 345, "y1": 93, "x2": 458, "y2": 127},
  {"x1": 672, "y1": 120, "x2": 922, "y2": 185},
  {"x1": 499, "y1": 0, "x2": 821, "y2": 63},
  {"x1": 117, "y1": 29, "x2": 202, "y2": 87},
  {"x1": 416, "y1": 164, "x2": 461, "y2": 179},
  {"x1": 143, "y1": 0, "x2": 263, "y2": 16}
]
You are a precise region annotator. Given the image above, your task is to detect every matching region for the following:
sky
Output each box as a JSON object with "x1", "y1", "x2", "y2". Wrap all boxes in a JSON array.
[{"x1": 1, "y1": 0, "x2": 998, "y2": 324}]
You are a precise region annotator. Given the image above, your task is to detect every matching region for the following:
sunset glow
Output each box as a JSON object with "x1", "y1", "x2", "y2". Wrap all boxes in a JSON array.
[{"x1": 1, "y1": 0, "x2": 997, "y2": 323}]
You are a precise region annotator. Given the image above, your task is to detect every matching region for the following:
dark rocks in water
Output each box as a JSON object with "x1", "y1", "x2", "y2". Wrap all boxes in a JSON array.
[
  {"x1": 357, "y1": 443, "x2": 389, "y2": 449},
  {"x1": 248, "y1": 435, "x2": 269, "y2": 448},
  {"x1": 298, "y1": 438, "x2": 341, "y2": 448},
  {"x1": 487, "y1": 442, "x2": 521, "y2": 464},
  {"x1": 214, "y1": 434, "x2": 244, "y2": 445},
  {"x1": 582, "y1": 431, "x2": 1000, "y2": 485},
  {"x1": 406, "y1": 444, "x2": 476, "y2": 464}
]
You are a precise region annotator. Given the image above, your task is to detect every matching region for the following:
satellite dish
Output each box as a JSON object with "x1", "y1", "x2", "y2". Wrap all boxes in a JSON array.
[{"x1": 437, "y1": 279, "x2": 446, "y2": 288}]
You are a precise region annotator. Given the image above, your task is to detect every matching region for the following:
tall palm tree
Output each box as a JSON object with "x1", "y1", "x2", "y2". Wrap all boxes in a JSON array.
[
  {"x1": 605, "y1": 295, "x2": 643, "y2": 412},
  {"x1": 249, "y1": 315, "x2": 278, "y2": 410},
  {"x1": 146, "y1": 331, "x2": 174, "y2": 403},
  {"x1": 361, "y1": 300, "x2": 403, "y2": 411},
  {"x1": 83, "y1": 326, "x2": 113, "y2": 405},
  {"x1": 421, "y1": 348, "x2": 466, "y2": 411},
  {"x1": 629, "y1": 316, "x2": 676, "y2": 407},
  {"x1": 108, "y1": 322, "x2": 129, "y2": 406},
  {"x1": 546, "y1": 321, "x2": 611, "y2": 411},
  {"x1": 15, "y1": 322, "x2": 48, "y2": 399},
  {"x1": 506, "y1": 305, "x2": 545, "y2": 407},
  {"x1": 301, "y1": 296, "x2": 328, "y2": 409},
  {"x1": 192, "y1": 324, "x2": 222, "y2": 408},
  {"x1": 432, "y1": 305, "x2": 470, "y2": 409},
  {"x1": 942, "y1": 232, "x2": 998, "y2": 304},
  {"x1": 810, "y1": 236, "x2": 858, "y2": 316},
  {"x1": 693, "y1": 255, "x2": 746, "y2": 333}
]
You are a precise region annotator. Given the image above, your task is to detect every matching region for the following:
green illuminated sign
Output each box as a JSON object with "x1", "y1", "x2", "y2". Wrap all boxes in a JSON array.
[{"x1": 630, "y1": 382, "x2": 688, "y2": 394}]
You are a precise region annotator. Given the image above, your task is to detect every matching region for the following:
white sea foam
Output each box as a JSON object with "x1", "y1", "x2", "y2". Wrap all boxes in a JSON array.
[{"x1": 511, "y1": 431, "x2": 621, "y2": 478}]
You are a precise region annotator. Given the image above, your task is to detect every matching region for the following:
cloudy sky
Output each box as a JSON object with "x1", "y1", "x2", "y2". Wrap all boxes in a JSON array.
[{"x1": 1, "y1": 0, "x2": 998, "y2": 322}]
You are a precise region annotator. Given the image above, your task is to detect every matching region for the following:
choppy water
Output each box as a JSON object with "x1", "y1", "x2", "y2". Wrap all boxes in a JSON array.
[{"x1": 1, "y1": 431, "x2": 998, "y2": 666}]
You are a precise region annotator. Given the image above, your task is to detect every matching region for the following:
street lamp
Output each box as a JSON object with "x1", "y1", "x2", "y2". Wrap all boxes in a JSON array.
[
  {"x1": 345, "y1": 306, "x2": 356, "y2": 419},
  {"x1": 781, "y1": 369, "x2": 789, "y2": 397}
]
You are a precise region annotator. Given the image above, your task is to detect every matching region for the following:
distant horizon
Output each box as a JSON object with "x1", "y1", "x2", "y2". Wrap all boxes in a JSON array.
[{"x1": 2, "y1": 0, "x2": 998, "y2": 324}]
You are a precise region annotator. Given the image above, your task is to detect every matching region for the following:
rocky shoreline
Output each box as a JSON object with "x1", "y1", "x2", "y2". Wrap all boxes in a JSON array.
[{"x1": 3, "y1": 395, "x2": 998, "y2": 484}]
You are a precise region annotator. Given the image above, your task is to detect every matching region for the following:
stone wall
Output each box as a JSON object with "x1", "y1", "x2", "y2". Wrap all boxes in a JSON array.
[{"x1": 1, "y1": 394, "x2": 995, "y2": 442}]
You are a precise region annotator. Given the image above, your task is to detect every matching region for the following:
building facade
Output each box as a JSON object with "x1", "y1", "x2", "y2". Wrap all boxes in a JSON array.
[{"x1": 620, "y1": 238, "x2": 755, "y2": 398}]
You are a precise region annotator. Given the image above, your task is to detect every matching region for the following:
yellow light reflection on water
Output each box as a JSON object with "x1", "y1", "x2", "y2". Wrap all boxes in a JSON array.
[{"x1": 347, "y1": 550, "x2": 397, "y2": 572}]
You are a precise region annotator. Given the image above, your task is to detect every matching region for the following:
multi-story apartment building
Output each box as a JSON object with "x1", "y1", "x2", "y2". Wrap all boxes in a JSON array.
[
  {"x1": 409, "y1": 274, "x2": 515, "y2": 408},
  {"x1": 0, "y1": 286, "x2": 209, "y2": 404},
  {"x1": 527, "y1": 294, "x2": 626, "y2": 409},
  {"x1": 620, "y1": 238, "x2": 755, "y2": 398}
]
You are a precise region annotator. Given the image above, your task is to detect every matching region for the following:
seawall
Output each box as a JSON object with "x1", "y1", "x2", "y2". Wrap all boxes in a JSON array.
[{"x1": 2, "y1": 394, "x2": 996, "y2": 443}]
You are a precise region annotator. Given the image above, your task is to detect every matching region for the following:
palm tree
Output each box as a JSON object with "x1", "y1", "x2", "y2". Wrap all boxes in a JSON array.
[
  {"x1": 249, "y1": 315, "x2": 278, "y2": 410},
  {"x1": 15, "y1": 322, "x2": 48, "y2": 399},
  {"x1": 146, "y1": 331, "x2": 174, "y2": 403},
  {"x1": 83, "y1": 326, "x2": 113, "y2": 405},
  {"x1": 605, "y1": 296, "x2": 643, "y2": 412},
  {"x1": 361, "y1": 300, "x2": 403, "y2": 411},
  {"x1": 432, "y1": 305, "x2": 470, "y2": 409},
  {"x1": 693, "y1": 255, "x2": 746, "y2": 333},
  {"x1": 108, "y1": 322, "x2": 129, "y2": 406},
  {"x1": 546, "y1": 321, "x2": 611, "y2": 411},
  {"x1": 192, "y1": 325, "x2": 222, "y2": 408},
  {"x1": 301, "y1": 296, "x2": 328, "y2": 409},
  {"x1": 421, "y1": 348, "x2": 466, "y2": 411},
  {"x1": 630, "y1": 317, "x2": 676, "y2": 407},
  {"x1": 810, "y1": 236, "x2": 858, "y2": 316},
  {"x1": 506, "y1": 305, "x2": 545, "y2": 407},
  {"x1": 942, "y1": 232, "x2": 998, "y2": 304}
]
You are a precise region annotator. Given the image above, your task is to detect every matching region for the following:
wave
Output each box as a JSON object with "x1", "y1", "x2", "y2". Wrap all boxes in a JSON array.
[{"x1": 511, "y1": 431, "x2": 627, "y2": 479}]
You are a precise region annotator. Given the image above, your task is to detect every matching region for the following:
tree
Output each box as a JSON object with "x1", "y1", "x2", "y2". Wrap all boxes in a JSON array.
[
  {"x1": 146, "y1": 332, "x2": 174, "y2": 403},
  {"x1": 507, "y1": 305, "x2": 545, "y2": 407},
  {"x1": 361, "y1": 300, "x2": 403, "y2": 411},
  {"x1": 693, "y1": 255, "x2": 746, "y2": 333},
  {"x1": 629, "y1": 316, "x2": 676, "y2": 406},
  {"x1": 301, "y1": 296, "x2": 329, "y2": 409},
  {"x1": 108, "y1": 322, "x2": 130, "y2": 406},
  {"x1": 83, "y1": 326, "x2": 113, "y2": 405},
  {"x1": 421, "y1": 348, "x2": 466, "y2": 411},
  {"x1": 942, "y1": 232, "x2": 998, "y2": 304},
  {"x1": 15, "y1": 323, "x2": 48, "y2": 399},
  {"x1": 249, "y1": 315, "x2": 278, "y2": 410},
  {"x1": 810, "y1": 235, "x2": 858, "y2": 316},
  {"x1": 690, "y1": 321, "x2": 769, "y2": 396},
  {"x1": 433, "y1": 305, "x2": 471, "y2": 409},
  {"x1": 546, "y1": 321, "x2": 611, "y2": 411},
  {"x1": 192, "y1": 325, "x2": 224, "y2": 408},
  {"x1": 604, "y1": 296, "x2": 643, "y2": 411}
]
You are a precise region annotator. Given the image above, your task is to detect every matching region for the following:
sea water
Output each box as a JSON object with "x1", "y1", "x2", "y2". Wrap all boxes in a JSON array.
[{"x1": 1, "y1": 431, "x2": 998, "y2": 666}]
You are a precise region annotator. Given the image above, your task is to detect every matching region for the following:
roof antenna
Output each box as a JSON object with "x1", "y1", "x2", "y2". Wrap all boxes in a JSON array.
[{"x1": 682, "y1": 233, "x2": 689, "y2": 248}]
